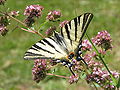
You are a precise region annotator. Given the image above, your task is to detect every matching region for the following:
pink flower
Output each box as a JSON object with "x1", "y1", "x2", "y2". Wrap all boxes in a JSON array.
[
  {"x1": 24, "y1": 16, "x2": 35, "y2": 27},
  {"x1": 83, "y1": 54, "x2": 92, "y2": 62},
  {"x1": 46, "y1": 10, "x2": 62, "y2": 21},
  {"x1": 86, "y1": 67, "x2": 119, "y2": 89},
  {"x1": 45, "y1": 26, "x2": 56, "y2": 36},
  {"x1": 32, "y1": 59, "x2": 47, "y2": 83},
  {"x1": 92, "y1": 31, "x2": 112, "y2": 51},
  {"x1": 98, "y1": 49, "x2": 106, "y2": 55},
  {"x1": 0, "y1": 25, "x2": 8, "y2": 36},
  {"x1": 91, "y1": 52, "x2": 97, "y2": 57},
  {"x1": 24, "y1": 5, "x2": 44, "y2": 26},
  {"x1": 83, "y1": 53, "x2": 103, "y2": 68},
  {"x1": 59, "y1": 20, "x2": 69, "y2": 27},
  {"x1": 69, "y1": 74, "x2": 79, "y2": 84},
  {"x1": 0, "y1": 16, "x2": 9, "y2": 26},
  {"x1": 24, "y1": 5, "x2": 44, "y2": 17},
  {"x1": 82, "y1": 39, "x2": 92, "y2": 51},
  {"x1": 0, "y1": 0, "x2": 6, "y2": 5},
  {"x1": 111, "y1": 71, "x2": 119, "y2": 78},
  {"x1": 10, "y1": 11, "x2": 19, "y2": 17}
]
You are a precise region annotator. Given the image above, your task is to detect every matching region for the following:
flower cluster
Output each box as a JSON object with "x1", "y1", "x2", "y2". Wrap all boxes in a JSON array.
[
  {"x1": 83, "y1": 53, "x2": 103, "y2": 69},
  {"x1": 46, "y1": 10, "x2": 62, "y2": 21},
  {"x1": 0, "y1": 15, "x2": 9, "y2": 36},
  {"x1": 0, "y1": 16, "x2": 9, "y2": 26},
  {"x1": 92, "y1": 31, "x2": 112, "y2": 51},
  {"x1": 0, "y1": 25, "x2": 8, "y2": 36},
  {"x1": 86, "y1": 67, "x2": 119, "y2": 89},
  {"x1": 80, "y1": 31, "x2": 120, "y2": 89},
  {"x1": 45, "y1": 26, "x2": 56, "y2": 36},
  {"x1": 32, "y1": 59, "x2": 47, "y2": 83},
  {"x1": 24, "y1": 16, "x2": 35, "y2": 27},
  {"x1": 59, "y1": 20, "x2": 69, "y2": 28},
  {"x1": 69, "y1": 74, "x2": 79, "y2": 84},
  {"x1": 0, "y1": 0, "x2": 6, "y2": 5},
  {"x1": 82, "y1": 39, "x2": 92, "y2": 51},
  {"x1": 10, "y1": 11, "x2": 19, "y2": 17},
  {"x1": 24, "y1": 5, "x2": 44, "y2": 27},
  {"x1": 24, "y1": 5, "x2": 44, "y2": 17}
]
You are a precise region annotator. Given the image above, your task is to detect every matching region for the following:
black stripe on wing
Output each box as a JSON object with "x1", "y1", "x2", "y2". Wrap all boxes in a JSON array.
[
  {"x1": 24, "y1": 52, "x2": 53, "y2": 60},
  {"x1": 60, "y1": 13, "x2": 93, "y2": 43},
  {"x1": 24, "y1": 38, "x2": 56, "y2": 60},
  {"x1": 65, "y1": 24, "x2": 72, "y2": 45},
  {"x1": 42, "y1": 38, "x2": 62, "y2": 53},
  {"x1": 24, "y1": 34, "x2": 69, "y2": 60},
  {"x1": 54, "y1": 32, "x2": 69, "y2": 54},
  {"x1": 33, "y1": 44, "x2": 54, "y2": 54},
  {"x1": 74, "y1": 17, "x2": 78, "y2": 41},
  {"x1": 25, "y1": 52, "x2": 43, "y2": 56},
  {"x1": 79, "y1": 13, "x2": 93, "y2": 41}
]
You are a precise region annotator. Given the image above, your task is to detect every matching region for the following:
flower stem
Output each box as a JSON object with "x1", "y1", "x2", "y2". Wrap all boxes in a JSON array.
[
  {"x1": 7, "y1": 14, "x2": 45, "y2": 38},
  {"x1": 39, "y1": 20, "x2": 49, "y2": 30},
  {"x1": 92, "y1": 82, "x2": 98, "y2": 90},
  {"x1": 47, "y1": 73, "x2": 70, "y2": 79}
]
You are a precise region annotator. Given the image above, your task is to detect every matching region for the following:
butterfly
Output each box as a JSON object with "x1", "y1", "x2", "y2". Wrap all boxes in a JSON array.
[{"x1": 24, "y1": 13, "x2": 93, "y2": 75}]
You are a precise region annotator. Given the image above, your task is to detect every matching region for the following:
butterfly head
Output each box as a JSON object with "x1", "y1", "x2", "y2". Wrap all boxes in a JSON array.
[{"x1": 67, "y1": 52, "x2": 74, "y2": 60}]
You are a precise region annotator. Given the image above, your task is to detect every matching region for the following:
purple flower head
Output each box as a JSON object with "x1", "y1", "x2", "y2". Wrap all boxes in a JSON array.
[
  {"x1": 59, "y1": 20, "x2": 69, "y2": 28},
  {"x1": 91, "y1": 52, "x2": 97, "y2": 57},
  {"x1": 24, "y1": 16, "x2": 35, "y2": 27},
  {"x1": 82, "y1": 39, "x2": 92, "y2": 51},
  {"x1": 0, "y1": 25, "x2": 8, "y2": 36},
  {"x1": 83, "y1": 54, "x2": 93, "y2": 62},
  {"x1": 46, "y1": 10, "x2": 62, "y2": 21},
  {"x1": 88, "y1": 60, "x2": 103, "y2": 68},
  {"x1": 98, "y1": 49, "x2": 106, "y2": 55},
  {"x1": 105, "y1": 84, "x2": 115, "y2": 89},
  {"x1": 10, "y1": 11, "x2": 19, "y2": 17},
  {"x1": 92, "y1": 31, "x2": 112, "y2": 51},
  {"x1": 86, "y1": 67, "x2": 119, "y2": 89},
  {"x1": 72, "y1": 59, "x2": 84, "y2": 71},
  {"x1": 24, "y1": 5, "x2": 44, "y2": 17},
  {"x1": 0, "y1": 16, "x2": 9, "y2": 26},
  {"x1": 86, "y1": 67, "x2": 107, "y2": 86},
  {"x1": 0, "y1": 0, "x2": 6, "y2": 5},
  {"x1": 83, "y1": 53, "x2": 103, "y2": 68},
  {"x1": 49, "y1": 60, "x2": 58, "y2": 66},
  {"x1": 45, "y1": 26, "x2": 56, "y2": 36},
  {"x1": 111, "y1": 71, "x2": 119, "y2": 78},
  {"x1": 69, "y1": 74, "x2": 79, "y2": 84},
  {"x1": 32, "y1": 59, "x2": 47, "y2": 83}
]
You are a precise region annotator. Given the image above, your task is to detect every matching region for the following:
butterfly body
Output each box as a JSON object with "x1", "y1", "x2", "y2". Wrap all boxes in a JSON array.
[{"x1": 24, "y1": 13, "x2": 93, "y2": 75}]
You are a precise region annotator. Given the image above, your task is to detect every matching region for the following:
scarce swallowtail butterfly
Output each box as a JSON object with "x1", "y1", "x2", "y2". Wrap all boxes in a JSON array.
[{"x1": 24, "y1": 13, "x2": 93, "y2": 75}]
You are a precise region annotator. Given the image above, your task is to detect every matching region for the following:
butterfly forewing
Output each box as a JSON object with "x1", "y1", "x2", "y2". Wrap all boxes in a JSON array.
[
  {"x1": 60, "y1": 13, "x2": 93, "y2": 51},
  {"x1": 24, "y1": 13, "x2": 93, "y2": 60}
]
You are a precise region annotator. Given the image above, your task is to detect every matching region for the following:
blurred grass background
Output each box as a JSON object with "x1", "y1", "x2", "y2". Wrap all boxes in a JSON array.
[{"x1": 0, "y1": 0, "x2": 120, "y2": 90}]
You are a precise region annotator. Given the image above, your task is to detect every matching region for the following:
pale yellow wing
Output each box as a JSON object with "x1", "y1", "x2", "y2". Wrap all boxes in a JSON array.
[{"x1": 60, "y1": 13, "x2": 93, "y2": 52}]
